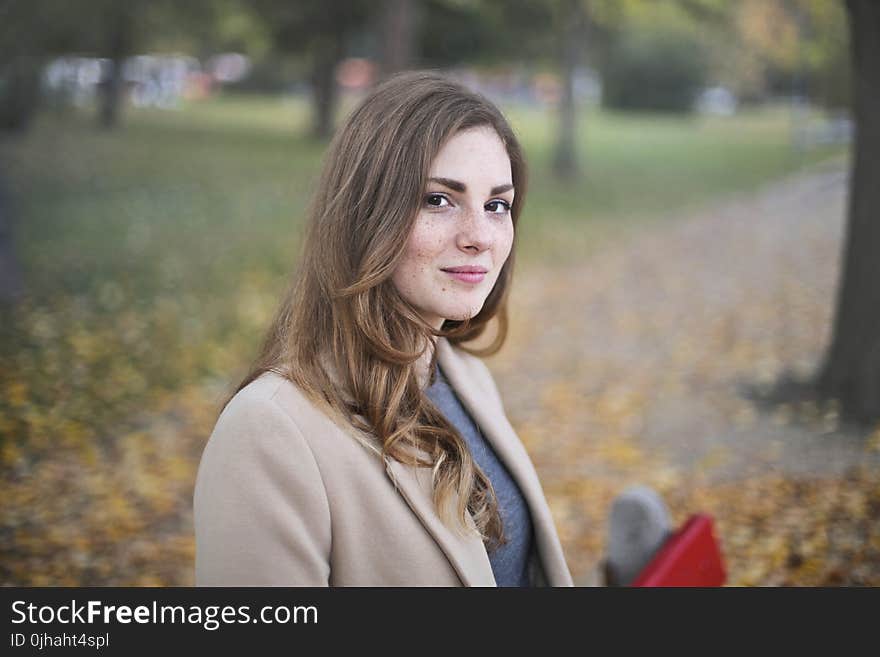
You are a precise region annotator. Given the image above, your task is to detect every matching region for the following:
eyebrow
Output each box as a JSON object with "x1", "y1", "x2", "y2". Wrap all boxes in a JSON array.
[{"x1": 427, "y1": 177, "x2": 514, "y2": 196}]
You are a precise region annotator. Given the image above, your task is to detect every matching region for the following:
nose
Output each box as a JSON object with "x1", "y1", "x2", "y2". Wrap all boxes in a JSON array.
[{"x1": 455, "y1": 206, "x2": 492, "y2": 253}]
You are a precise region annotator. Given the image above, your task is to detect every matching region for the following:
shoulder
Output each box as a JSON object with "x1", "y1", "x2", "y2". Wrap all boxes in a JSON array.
[
  {"x1": 215, "y1": 371, "x2": 306, "y2": 435},
  {"x1": 208, "y1": 370, "x2": 382, "y2": 460},
  {"x1": 202, "y1": 372, "x2": 319, "y2": 465},
  {"x1": 194, "y1": 373, "x2": 334, "y2": 585}
]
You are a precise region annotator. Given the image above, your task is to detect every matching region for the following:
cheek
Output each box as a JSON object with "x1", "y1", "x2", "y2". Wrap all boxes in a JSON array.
[
  {"x1": 406, "y1": 219, "x2": 446, "y2": 263},
  {"x1": 496, "y1": 221, "x2": 515, "y2": 262},
  {"x1": 394, "y1": 220, "x2": 444, "y2": 284}
]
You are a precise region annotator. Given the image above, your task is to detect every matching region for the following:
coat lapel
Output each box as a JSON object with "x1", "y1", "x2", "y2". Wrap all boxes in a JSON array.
[
  {"x1": 435, "y1": 337, "x2": 573, "y2": 587},
  {"x1": 383, "y1": 455, "x2": 496, "y2": 586}
]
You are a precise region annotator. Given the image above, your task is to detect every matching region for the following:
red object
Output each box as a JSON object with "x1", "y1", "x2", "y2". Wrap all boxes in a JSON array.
[{"x1": 631, "y1": 513, "x2": 727, "y2": 587}]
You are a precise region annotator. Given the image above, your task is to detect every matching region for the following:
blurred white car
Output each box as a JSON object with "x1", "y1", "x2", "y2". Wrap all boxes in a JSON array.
[{"x1": 695, "y1": 86, "x2": 737, "y2": 116}]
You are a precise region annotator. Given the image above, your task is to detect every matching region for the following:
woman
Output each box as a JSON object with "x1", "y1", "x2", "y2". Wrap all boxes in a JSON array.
[{"x1": 193, "y1": 70, "x2": 574, "y2": 587}]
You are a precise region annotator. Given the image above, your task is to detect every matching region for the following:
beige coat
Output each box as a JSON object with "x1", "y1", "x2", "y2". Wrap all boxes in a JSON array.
[{"x1": 193, "y1": 337, "x2": 573, "y2": 586}]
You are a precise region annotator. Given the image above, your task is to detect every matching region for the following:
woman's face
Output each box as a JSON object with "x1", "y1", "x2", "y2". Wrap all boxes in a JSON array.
[{"x1": 391, "y1": 126, "x2": 515, "y2": 331}]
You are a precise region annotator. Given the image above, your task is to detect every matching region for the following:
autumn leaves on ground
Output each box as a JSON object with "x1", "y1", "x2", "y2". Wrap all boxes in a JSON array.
[{"x1": 2, "y1": 103, "x2": 878, "y2": 586}]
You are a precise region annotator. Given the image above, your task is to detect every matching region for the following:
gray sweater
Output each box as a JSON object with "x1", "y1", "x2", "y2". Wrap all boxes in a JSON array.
[{"x1": 424, "y1": 362, "x2": 534, "y2": 586}]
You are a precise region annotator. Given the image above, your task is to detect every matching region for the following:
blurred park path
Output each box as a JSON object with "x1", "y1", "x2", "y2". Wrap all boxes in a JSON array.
[{"x1": 489, "y1": 159, "x2": 880, "y2": 585}]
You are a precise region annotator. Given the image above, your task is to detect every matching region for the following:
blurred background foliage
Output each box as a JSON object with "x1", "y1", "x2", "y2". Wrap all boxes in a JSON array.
[{"x1": 2, "y1": 0, "x2": 878, "y2": 586}]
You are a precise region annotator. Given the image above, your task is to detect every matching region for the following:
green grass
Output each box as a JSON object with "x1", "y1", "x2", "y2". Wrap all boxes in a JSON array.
[{"x1": 6, "y1": 97, "x2": 323, "y2": 304}]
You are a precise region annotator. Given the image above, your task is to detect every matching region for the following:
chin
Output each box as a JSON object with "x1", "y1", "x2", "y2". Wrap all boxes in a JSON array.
[{"x1": 440, "y1": 302, "x2": 485, "y2": 323}]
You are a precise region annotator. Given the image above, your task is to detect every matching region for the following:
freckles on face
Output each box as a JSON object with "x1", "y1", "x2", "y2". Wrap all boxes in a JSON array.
[
  {"x1": 395, "y1": 216, "x2": 448, "y2": 314},
  {"x1": 391, "y1": 126, "x2": 515, "y2": 330}
]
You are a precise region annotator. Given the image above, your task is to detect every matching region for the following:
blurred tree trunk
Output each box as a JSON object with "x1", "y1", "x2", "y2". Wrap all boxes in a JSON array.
[
  {"x1": 553, "y1": 0, "x2": 585, "y2": 179},
  {"x1": 0, "y1": 170, "x2": 23, "y2": 304},
  {"x1": 98, "y1": 5, "x2": 135, "y2": 129},
  {"x1": 379, "y1": 0, "x2": 419, "y2": 77},
  {"x1": 0, "y1": 57, "x2": 43, "y2": 133},
  {"x1": 309, "y1": 32, "x2": 345, "y2": 140},
  {"x1": 816, "y1": 0, "x2": 880, "y2": 424}
]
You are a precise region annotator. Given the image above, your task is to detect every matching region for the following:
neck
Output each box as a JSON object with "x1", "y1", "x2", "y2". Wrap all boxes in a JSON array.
[{"x1": 415, "y1": 334, "x2": 438, "y2": 390}]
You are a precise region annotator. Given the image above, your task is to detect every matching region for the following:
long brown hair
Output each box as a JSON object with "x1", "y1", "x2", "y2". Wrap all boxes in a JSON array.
[{"x1": 228, "y1": 70, "x2": 527, "y2": 550}]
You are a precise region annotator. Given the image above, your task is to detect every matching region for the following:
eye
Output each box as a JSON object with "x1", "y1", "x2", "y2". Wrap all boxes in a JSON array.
[
  {"x1": 424, "y1": 193, "x2": 450, "y2": 208},
  {"x1": 486, "y1": 200, "x2": 511, "y2": 214}
]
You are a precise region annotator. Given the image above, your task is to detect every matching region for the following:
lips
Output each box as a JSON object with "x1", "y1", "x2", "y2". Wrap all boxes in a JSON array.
[{"x1": 441, "y1": 266, "x2": 488, "y2": 284}]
